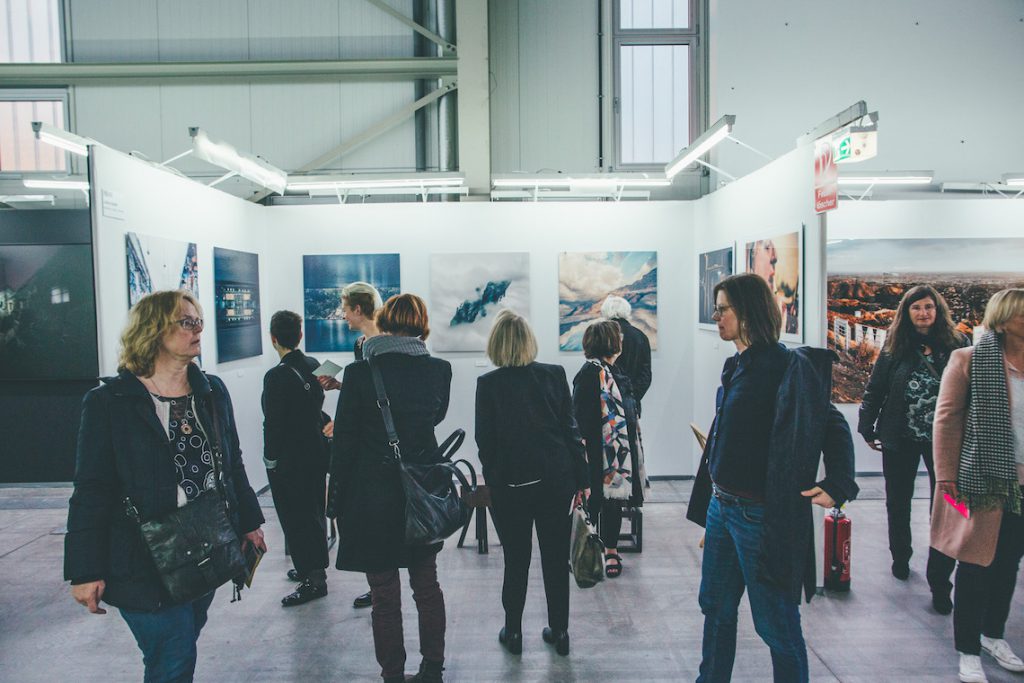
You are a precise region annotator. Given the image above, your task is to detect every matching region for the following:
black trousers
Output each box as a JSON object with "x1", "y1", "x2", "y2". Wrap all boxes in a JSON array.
[
  {"x1": 954, "y1": 502, "x2": 1024, "y2": 655},
  {"x1": 599, "y1": 499, "x2": 624, "y2": 551},
  {"x1": 490, "y1": 483, "x2": 573, "y2": 633},
  {"x1": 267, "y1": 465, "x2": 328, "y2": 580},
  {"x1": 881, "y1": 440, "x2": 956, "y2": 592}
]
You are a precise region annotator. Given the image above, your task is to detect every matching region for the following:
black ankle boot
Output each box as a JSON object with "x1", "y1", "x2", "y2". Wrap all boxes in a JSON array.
[
  {"x1": 499, "y1": 626, "x2": 523, "y2": 654},
  {"x1": 410, "y1": 659, "x2": 444, "y2": 683},
  {"x1": 281, "y1": 579, "x2": 327, "y2": 607},
  {"x1": 542, "y1": 627, "x2": 570, "y2": 656}
]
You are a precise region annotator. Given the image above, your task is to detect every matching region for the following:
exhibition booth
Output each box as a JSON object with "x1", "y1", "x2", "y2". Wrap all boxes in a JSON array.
[{"x1": 3, "y1": 142, "x2": 1023, "y2": 486}]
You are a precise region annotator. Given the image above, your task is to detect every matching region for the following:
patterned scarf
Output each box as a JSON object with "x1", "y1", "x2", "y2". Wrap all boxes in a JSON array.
[
  {"x1": 362, "y1": 334, "x2": 429, "y2": 358},
  {"x1": 958, "y1": 331, "x2": 1022, "y2": 514},
  {"x1": 589, "y1": 360, "x2": 634, "y2": 500}
]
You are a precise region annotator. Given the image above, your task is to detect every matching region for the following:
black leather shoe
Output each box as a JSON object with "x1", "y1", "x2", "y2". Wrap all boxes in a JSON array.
[
  {"x1": 410, "y1": 659, "x2": 444, "y2": 683},
  {"x1": 542, "y1": 627, "x2": 570, "y2": 656},
  {"x1": 286, "y1": 568, "x2": 302, "y2": 582},
  {"x1": 353, "y1": 591, "x2": 372, "y2": 609},
  {"x1": 281, "y1": 580, "x2": 327, "y2": 607},
  {"x1": 891, "y1": 560, "x2": 910, "y2": 580},
  {"x1": 499, "y1": 627, "x2": 523, "y2": 655},
  {"x1": 932, "y1": 591, "x2": 953, "y2": 615}
]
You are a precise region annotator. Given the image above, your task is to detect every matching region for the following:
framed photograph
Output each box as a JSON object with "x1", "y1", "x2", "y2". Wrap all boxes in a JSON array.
[
  {"x1": 743, "y1": 227, "x2": 803, "y2": 343},
  {"x1": 213, "y1": 247, "x2": 262, "y2": 363},
  {"x1": 303, "y1": 253, "x2": 401, "y2": 353},
  {"x1": 827, "y1": 237, "x2": 1024, "y2": 403},
  {"x1": 558, "y1": 251, "x2": 657, "y2": 352},
  {"x1": 429, "y1": 252, "x2": 530, "y2": 352},
  {"x1": 697, "y1": 245, "x2": 734, "y2": 330},
  {"x1": 125, "y1": 232, "x2": 199, "y2": 308}
]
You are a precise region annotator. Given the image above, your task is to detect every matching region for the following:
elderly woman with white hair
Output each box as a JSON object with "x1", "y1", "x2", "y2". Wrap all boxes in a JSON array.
[{"x1": 601, "y1": 295, "x2": 652, "y2": 415}]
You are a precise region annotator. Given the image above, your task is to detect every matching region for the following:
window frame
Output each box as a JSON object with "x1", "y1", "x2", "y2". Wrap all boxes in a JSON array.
[
  {"x1": 611, "y1": 0, "x2": 706, "y2": 172},
  {"x1": 0, "y1": 88, "x2": 73, "y2": 176}
]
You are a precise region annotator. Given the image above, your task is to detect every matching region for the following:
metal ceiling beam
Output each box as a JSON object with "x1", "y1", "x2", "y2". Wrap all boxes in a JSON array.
[
  {"x1": 363, "y1": 0, "x2": 456, "y2": 55},
  {"x1": 0, "y1": 58, "x2": 457, "y2": 86}
]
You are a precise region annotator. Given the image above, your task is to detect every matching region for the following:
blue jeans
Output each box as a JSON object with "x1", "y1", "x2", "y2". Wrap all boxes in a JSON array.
[
  {"x1": 119, "y1": 591, "x2": 216, "y2": 683},
  {"x1": 697, "y1": 493, "x2": 808, "y2": 683}
]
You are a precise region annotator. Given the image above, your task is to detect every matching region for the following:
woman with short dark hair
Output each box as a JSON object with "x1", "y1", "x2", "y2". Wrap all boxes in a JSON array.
[
  {"x1": 65, "y1": 290, "x2": 265, "y2": 682},
  {"x1": 688, "y1": 273, "x2": 857, "y2": 683},
  {"x1": 476, "y1": 311, "x2": 589, "y2": 656},
  {"x1": 572, "y1": 319, "x2": 648, "y2": 579},
  {"x1": 329, "y1": 293, "x2": 452, "y2": 683},
  {"x1": 858, "y1": 285, "x2": 969, "y2": 608}
]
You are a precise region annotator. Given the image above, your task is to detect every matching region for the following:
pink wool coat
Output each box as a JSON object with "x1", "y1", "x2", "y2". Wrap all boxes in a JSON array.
[{"x1": 930, "y1": 347, "x2": 1020, "y2": 567}]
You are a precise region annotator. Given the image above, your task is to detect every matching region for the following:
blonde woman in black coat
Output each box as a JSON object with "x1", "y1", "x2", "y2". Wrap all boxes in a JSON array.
[{"x1": 476, "y1": 311, "x2": 589, "y2": 657}]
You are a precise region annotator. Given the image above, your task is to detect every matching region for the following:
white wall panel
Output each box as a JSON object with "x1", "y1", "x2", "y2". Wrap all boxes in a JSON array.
[
  {"x1": 67, "y1": 0, "x2": 159, "y2": 62},
  {"x1": 487, "y1": 0, "x2": 521, "y2": 173},
  {"x1": 74, "y1": 86, "x2": 164, "y2": 161},
  {"x1": 247, "y1": 0, "x2": 341, "y2": 60},
  {"x1": 336, "y1": 82, "x2": 418, "y2": 171},
  {"x1": 250, "y1": 83, "x2": 343, "y2": 170},
  {"x1": 338, "y1": 0, "x2": 416, "y2": 58},
  {"x1": 156, "y1": 84, "x2": 255, "y2": 173},
  {"x1": 157, "y1": 0, "x2": 250, "y2": 62}
]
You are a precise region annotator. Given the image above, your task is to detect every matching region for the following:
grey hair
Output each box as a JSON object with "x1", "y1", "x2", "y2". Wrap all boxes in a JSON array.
[{"x1": 601, "y1": 295, "x2": 632, "y2": 320}]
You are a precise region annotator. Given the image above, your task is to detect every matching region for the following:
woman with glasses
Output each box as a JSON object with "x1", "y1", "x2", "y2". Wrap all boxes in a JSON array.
[
  {"x1": 65, "y1": 290, "x2": 266, "y2": 682},
  {"x1": 688, "y1": 273, "x2": 857, "y2": 683}
]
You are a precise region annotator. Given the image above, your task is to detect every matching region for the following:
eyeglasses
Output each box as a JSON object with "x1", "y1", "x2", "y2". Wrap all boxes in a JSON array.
[
  {"x1": 711, "y1": 305, "x2": 733, "y2": 318},
  {"x1": 174, "y1": 317, "x2": 205, "y2": 332}
]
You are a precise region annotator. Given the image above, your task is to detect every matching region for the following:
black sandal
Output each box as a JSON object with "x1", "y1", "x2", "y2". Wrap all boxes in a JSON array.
[{"x1": 605, "y1": 553, "x2": 623, "y2": 578}]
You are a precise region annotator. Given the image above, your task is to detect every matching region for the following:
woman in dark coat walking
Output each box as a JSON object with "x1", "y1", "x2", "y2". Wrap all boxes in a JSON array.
[
  {"x1": 857, "y1": 285, "x2": 970, "y2": 608},
  {"x1": 572, "y1": 319, "x2": 647, "y2": 579},
  {"x1": 476, "y1": 311, "x2": 589, "y2": 656},
  {"x1": 65, "y1": 290, "x2": 265, "y2": 683},
  {"x1": 329, "y1": 294, "x2": 452, "y2": 683}
]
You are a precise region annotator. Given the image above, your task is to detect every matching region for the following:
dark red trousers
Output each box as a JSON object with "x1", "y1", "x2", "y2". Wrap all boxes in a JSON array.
[{"x1": 365, "y1": 553, "x2": 446, "y2": 679}]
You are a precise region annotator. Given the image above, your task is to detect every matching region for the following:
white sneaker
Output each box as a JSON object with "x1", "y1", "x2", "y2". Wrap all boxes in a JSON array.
[
  {"x1": 959, "y1": 654, "x2": 988, "y2": 683},
  {"x1": 981, "y1": 635, "x2": 1024, "y2": 672}
]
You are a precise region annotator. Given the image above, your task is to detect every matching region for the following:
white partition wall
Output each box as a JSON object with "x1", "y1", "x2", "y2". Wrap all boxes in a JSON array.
[
  {"x1": 90, "y1": 145, "x2": 273, "y2": 488},
  {"x1": 261, "y1": 201, "x2": 696, "y2": 478}
]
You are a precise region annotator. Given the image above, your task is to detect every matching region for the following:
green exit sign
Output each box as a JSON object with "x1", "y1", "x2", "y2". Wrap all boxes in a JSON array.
[{"x1": 833, "y1": 134, "x2": 852, "y2": 162}]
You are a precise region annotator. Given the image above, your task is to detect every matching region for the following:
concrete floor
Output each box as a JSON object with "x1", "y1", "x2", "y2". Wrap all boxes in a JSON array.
[{"x1": 1, "y1": 478, "x2": 1022, "y2": 682}]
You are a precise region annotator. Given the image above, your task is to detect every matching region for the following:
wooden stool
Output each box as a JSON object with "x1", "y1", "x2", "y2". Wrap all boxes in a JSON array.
[{"x1": 458, "y1": 484, "x2": 495, "y2": 554}]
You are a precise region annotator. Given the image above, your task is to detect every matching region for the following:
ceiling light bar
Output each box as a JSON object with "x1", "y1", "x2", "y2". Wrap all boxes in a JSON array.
[
  {"x1": 492, "y1": 174, "x2": 670, "y2": 189},
  {"x1": 491, "y1": 189, "x2": 651, "y2": 201},
  {"x1": 31, "y1": 121, "x2": 93, "y2": 157},
  {"x1": 306, "y1": 186, "x2": 467, "y2": 198},
  {"x1": 189, "y1": 127, "x2": 288, "y2": 195},
  {"x1": 288, "y1": 172, "x2": 464, "y2": 192},
  {"x1": 664, "y1": 115, "x2": 736, "y2": 180},
  {"x1": 837, "y1": 171, "x2": 933, "y2": 185},
  {"x1": 23, "y1": 178, "x2": 90, "y2": 191},
  {"x1": 1002, "y1": 173, "x2": 1024, "y2": 187},
  {"x1": 0, "y1": 194, "x2": 55, "y2": 204}
]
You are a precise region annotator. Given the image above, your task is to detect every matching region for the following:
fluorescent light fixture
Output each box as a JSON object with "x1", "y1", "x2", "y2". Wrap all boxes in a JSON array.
[
  {"x1": 491, "y1": 189, "x2": 651, "y2": 201},
  {"x1": 189, "y1": 127, "x2": 288, "y2": 195},
  {"x1": 1002, "y1": 173, "x2": 1024, "y2": 187},
  {"x1": 23, "y1": 178, "x2": 90, "y2": 191},
  {"x1": 664, "y1": 115, "x2": 736, "y2": 180},
  {"x1": 31, "y1": 121, "x2": 93, "y2": 157},
  {"x1": 0, "y1": 194, "x2": 54, "y2": 204},
  {"x1": 837, "y1": 171, "x2": 933, "y2": 185},
  {"x1": 288, "y1": 172, "x2": 464, "y2": 192},
  {"x1": 492, "y1": 174, "x2": 670, "y2": 189}
]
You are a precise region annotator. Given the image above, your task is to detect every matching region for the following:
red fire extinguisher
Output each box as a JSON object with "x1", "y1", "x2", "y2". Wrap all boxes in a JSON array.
[{"x1": 824, "y1": 507, "x2": 851, "y2": 591}]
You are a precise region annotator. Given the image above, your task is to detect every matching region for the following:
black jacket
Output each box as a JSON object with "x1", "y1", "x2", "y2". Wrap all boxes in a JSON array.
[
  {"x1": 613, "y1": 317, "x2": 652, "y2": 406},
  {"x1": 687, "y1": 346, "x2": 858, "y2": 604},
  {"x1": 330, "y1": 352, "x2": 452, "y2": 573},
  {"x1": 262, "y1": 349, "x2": 328, "y2": 473},
  {"x1": 857, "y1": 333, "x2": 970, "y2": 447},
  {"x1": 475, "y1": 362, "x2": 588, "y2": 496},
  {"x1": 64, "y1": 365, "x2": 264, "y2": 611},
  {"x1": 572, "y1": 361, "x2": 644, "y2": 511}
]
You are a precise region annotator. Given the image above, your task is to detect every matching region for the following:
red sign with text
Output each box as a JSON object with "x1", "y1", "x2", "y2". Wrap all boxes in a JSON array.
[{"x1": 814, "y1": 138, "x2": 838, "y2": 213}]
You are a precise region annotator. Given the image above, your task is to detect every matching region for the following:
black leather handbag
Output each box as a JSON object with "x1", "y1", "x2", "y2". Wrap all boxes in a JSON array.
[
  {"x1": 367, "y1": 358, "x2": 477, "y2": 546},
  {"x1": 124, "y1": 395, "x2": 245, "y2": 604}
]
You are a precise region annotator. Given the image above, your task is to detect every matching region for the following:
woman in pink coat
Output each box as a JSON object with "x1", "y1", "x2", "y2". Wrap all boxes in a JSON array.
[{"x1": 932, "y1": 288, "x2": 1024, "y2": 683}]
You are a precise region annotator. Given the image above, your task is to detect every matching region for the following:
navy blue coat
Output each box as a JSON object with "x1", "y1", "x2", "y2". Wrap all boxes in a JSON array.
[
  {"x1": 687, "y1": 346, "x2": 859, "y2": 604},
  {"x1": 64, "y1": 364, "x2": 264, "y2": 611}
]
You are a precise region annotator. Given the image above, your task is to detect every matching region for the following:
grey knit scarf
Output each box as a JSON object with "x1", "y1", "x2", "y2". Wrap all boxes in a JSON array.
[
  {"x1": 958, "y1": 331, "x2": 1023, "y2": 514},
  {"x1": 361, "y1": 334, "x2": 429, "y2": 358}
]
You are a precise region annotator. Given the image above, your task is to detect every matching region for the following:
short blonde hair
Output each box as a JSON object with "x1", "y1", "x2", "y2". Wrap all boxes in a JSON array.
[
  {"x1": 376, "y1": 293, "x2": 430, "y2": 340},
  {"x1": 119, "y1": 290, "x2": 203, "y2": 377},
  {"x1": 982, "y1": 288, "x2": 1024, "y2": 333},
  {"x1": 487, "y1": 310, "x2": 537, "y2": 367},
  {"x1": 341, "y1": 281, "x2": 383, "y2": 319}
]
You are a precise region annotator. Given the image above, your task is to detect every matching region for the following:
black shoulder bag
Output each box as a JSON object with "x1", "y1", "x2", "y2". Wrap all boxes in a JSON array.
[
  {"x1": 124, "y1": 393, "x2": 246, "y2": 604},
  {"x1": 367, "y1": 357, "x2": 477, "y2": 546}
]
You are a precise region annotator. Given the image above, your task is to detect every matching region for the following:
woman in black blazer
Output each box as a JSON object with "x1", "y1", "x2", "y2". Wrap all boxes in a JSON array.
[
  {"x1": 572, "y1": 319, "x2": 647, "y2": 579},
  {"x1": 329, "y1": 294, "x2": 452, "y2": 683},
  {"x1": 476, "y1": 311, "x2": 588, "y2": 657}
]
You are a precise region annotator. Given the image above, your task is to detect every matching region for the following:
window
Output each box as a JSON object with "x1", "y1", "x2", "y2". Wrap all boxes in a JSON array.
[
  {"x1": 0, "y1": 91, "x2": 69, "y2": 173},
  {"x1": 613, "y1": 0, "x2": 702, "y2": 168},
  {"x1": 0, "y1": 0, "x2": 63, "y2": 63},
  {"x1": 50, "y1": 286, "x2": 69, "y2": 304}
]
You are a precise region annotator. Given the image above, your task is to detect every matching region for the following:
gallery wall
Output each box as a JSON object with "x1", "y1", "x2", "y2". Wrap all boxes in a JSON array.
[
  {"x1": 259, "y1": 201, "x2": 696, "y2": 478},
  {"x1": 90, "y1": 145, "x2": 274, "y2": 488}
]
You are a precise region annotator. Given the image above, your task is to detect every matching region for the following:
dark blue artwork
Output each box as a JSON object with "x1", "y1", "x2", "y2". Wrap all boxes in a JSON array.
[
  {"x1": 213, "y1": 247, "x2": 262, "y2": 363},
  {"x1": 450, "y1": 280, "x2": 511, "y2": 326},
  {"x1": 303, "y1": 253, "x2": 401, "y2": 352}
]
